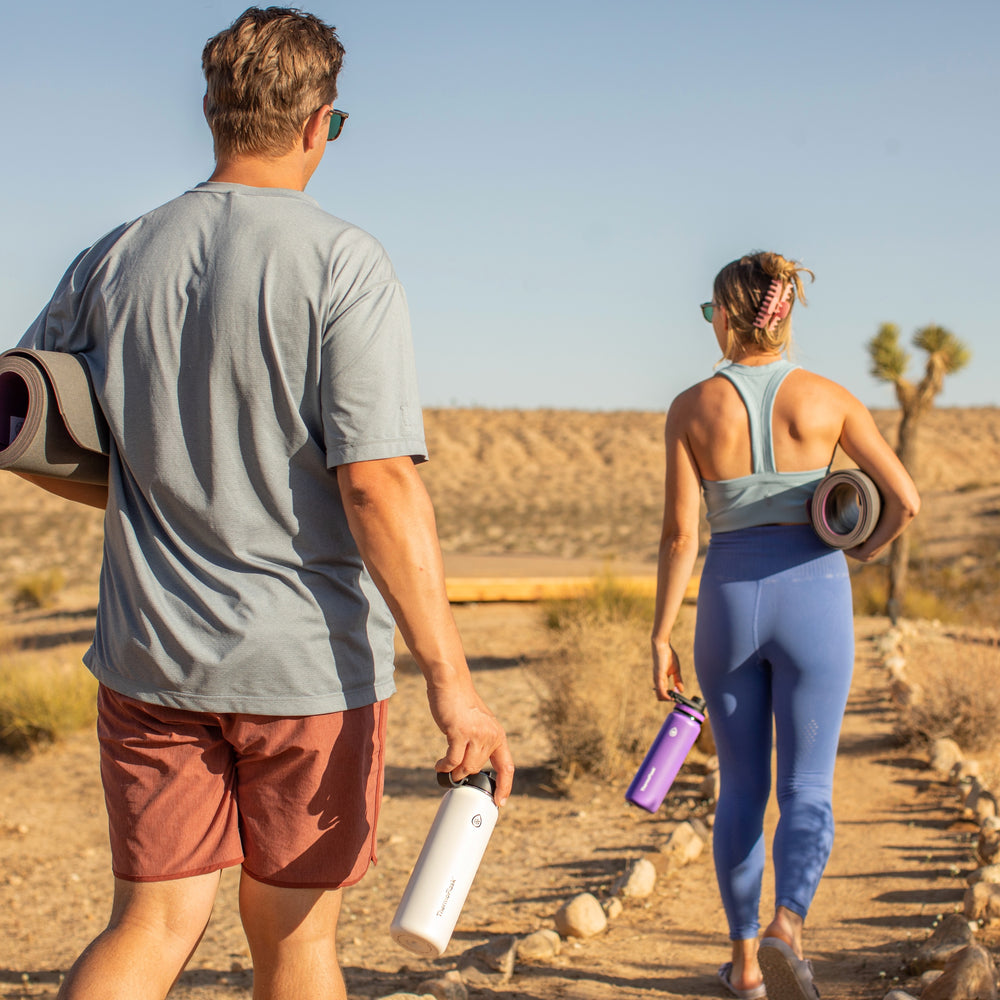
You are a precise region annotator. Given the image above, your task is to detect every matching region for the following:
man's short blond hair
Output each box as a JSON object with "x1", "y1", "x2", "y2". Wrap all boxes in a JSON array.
[{"x1": 202, "y1": 7, "x2": 345, "y2": 159}]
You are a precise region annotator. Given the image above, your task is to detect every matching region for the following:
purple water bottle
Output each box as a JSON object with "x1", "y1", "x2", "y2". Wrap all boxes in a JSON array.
[{"x1": 626, "y1": 690, "x2": 707, "y2": 812}]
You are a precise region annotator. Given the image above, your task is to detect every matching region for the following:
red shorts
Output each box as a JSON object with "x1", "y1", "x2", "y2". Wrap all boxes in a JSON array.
[{"x1": 97, "y1": 684, "x2": 387, "y2": 888}]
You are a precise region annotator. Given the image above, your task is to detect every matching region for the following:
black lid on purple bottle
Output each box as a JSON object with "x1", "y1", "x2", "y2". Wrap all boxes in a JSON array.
[{"x1": 670, "y1": 690, "x2": 707, "y2": 718}]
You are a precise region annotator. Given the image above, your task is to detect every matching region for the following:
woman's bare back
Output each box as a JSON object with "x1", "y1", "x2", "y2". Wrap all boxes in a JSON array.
[{"x1": 680, "y1": 367, "x2": 850, "y2": 482}]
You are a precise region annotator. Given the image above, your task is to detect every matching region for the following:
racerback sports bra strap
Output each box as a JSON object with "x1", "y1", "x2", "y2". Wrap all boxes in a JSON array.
[{"x1": 715, "y1": 360, "x2": 798, "y2": 474}]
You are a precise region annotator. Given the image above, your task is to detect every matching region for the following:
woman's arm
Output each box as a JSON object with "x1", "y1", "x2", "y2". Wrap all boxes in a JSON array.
[
  {"x1": 651, "y1": 396, "x2": 702, "y2": 699},
  {"x1": 836, "y1": 392, "x2": 920, "y2": 562}
]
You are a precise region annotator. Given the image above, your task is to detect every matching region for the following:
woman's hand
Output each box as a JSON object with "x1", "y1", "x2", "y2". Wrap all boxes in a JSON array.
[
  {"x1": 652, "y1": 637, "x2": 684, "y2": 701},
  {"x1": 845, "y1": 536, "x2": 890, "y2": 563}
]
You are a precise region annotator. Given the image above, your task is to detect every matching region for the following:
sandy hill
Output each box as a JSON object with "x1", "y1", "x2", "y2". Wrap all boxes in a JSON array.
[
  {"x1": 419, "y1": 406, "x2": 1000, "y2": 566},
  {"x1": 0, "y1": 406, "x2": 998, "y2": 601}
]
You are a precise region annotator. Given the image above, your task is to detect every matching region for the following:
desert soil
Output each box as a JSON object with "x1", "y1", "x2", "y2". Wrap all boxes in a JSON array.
[
  {"x1": 0, "y1": 599, "x2": 985, "y2": 1000},
  {"x1": 3, "y1": 405, "x2": 1000, "y2": 999}
]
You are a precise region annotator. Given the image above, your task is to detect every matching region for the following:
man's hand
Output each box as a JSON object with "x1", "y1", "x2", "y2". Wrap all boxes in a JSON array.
[{"x1": 427, "y1": 679, "x2": 515, "y2": 806}]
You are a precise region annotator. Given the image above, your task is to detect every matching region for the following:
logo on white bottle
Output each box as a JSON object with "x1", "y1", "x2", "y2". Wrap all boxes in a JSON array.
[
  {"x1": 436, "y1": 878, "x2": 457, "y2": 917},
  {"x1": 472, "y1": 813, "x2": 483, "y2": 828}
]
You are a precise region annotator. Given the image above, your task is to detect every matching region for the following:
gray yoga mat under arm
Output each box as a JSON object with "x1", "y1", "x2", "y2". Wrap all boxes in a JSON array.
[
  {"x1": 810, "y1": 468, "x2": 881, "y2": 549},
  {"x1": 0, "y1": 349, "x2": 109, "y2": 484}
]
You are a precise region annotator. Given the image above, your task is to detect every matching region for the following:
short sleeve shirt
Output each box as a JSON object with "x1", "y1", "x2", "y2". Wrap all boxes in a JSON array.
[{"x1": 19, "y1": 182, "x2": 427, "y2": 713}]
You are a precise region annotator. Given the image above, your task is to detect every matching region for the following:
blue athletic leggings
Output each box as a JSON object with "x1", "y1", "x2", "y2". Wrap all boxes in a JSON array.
[{"x1": 693, "y1": 525, "x2": 854, "y2": 940}]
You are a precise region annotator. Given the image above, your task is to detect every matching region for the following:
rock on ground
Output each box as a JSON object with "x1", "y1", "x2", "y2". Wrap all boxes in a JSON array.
[
  {"x1": 922, "y1": 943, "x2": 997, "y2": 1000},
  {"x1": 659, "y1": 820, "x2": 706, "y2": 869},
  {"x1": 910, "y1": 913, "x2": 976, "y2": 973},
  {"x1": 516, "y1": 929, "x2": 561, "y2": 963},
  {"x1": 417, "y1": 970, "x2": 467, "y2": 1000},
  {"x1": 610, "y1": 857, "x2": 657, "y2": 899},
  {"x1": 554, "y1": 893, "x2": 607, "y2": 939},
  {"x1": 929, "y1": 738, "x2": 964, "y2": 776},
  {"x1": 965, "y1": 882, "x2": 1000, "y2": 923},
  {"x1": 967, "y1": 864, "x2": 1000, "y2": 886}
]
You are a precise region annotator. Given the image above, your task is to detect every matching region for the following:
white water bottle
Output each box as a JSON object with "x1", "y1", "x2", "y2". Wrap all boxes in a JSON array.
[{"x1": 390, "y1": 771, "x2": 499, "y2": 957}]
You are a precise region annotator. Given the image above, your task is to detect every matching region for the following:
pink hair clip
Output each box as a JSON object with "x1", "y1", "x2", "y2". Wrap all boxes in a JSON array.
[{"x1": 753, "y1": 279, "x2": 793, "y2": 332}]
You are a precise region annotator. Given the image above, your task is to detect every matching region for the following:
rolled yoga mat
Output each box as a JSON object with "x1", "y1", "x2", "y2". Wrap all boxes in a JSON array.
[
  {"x1": 0, "y1": 349, "x2": 109, "y2": 484},
  {"x1": 810, "y1": 468, "x2": 881, "y2": 549}
]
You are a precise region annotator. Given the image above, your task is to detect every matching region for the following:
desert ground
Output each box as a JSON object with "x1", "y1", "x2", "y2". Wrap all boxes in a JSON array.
[{"x1": 2, "y1": 405, "x2": 1000, "y2": 1000}]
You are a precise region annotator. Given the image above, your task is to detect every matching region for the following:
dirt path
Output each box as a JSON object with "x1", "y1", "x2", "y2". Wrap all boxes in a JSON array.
[{"x1": 0, "y1": 608, "x2": 970, "y2": 999}]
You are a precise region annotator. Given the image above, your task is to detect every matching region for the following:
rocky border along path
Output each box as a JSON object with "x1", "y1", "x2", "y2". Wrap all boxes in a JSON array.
[
  {"x1": 365, "y1": 619, "x2": 993, "y2": 1000},
  {"x1": 0, "y1": 615, "x2": 988, "y2": 1000}
]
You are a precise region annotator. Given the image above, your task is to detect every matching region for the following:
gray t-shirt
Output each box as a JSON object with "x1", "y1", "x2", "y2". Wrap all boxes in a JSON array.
[{"x1": 20, "y1": 181, "x2": 427, "y2": 714}]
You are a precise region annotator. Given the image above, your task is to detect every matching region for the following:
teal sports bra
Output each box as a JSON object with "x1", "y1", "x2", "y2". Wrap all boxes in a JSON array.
[{"x1": 701, "y1": 360, "x2": 827, "y2": 534}]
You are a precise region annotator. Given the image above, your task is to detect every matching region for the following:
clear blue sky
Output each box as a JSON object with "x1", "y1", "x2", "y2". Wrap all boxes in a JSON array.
[{"x1": 3, "y1": 1, "x2": 997, "y2": 411}]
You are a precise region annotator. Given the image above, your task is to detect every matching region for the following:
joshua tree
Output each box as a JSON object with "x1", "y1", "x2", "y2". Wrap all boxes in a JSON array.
[{"x1": 868, "y1": 322, "x2": 970, "y2": 622}]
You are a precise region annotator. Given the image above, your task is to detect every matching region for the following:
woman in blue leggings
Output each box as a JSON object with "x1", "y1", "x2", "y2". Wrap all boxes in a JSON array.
[{"x1": 651, "y1": 251, "x2": 919, "y2": 1000}]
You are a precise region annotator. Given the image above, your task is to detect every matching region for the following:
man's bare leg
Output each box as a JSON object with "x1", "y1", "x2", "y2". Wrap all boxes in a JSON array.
[
  {"x1": 239, "y1": 872, "x2": 346, "y2": 1000},
  {"x1": 57, "y1": 871, "x2": 221, "y2": 1000}
]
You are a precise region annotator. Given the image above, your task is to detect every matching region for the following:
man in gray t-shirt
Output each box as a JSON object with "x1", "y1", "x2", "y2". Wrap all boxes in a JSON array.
[{"x1": 16, "y1": 9, "x2": 513, "y2": 999}]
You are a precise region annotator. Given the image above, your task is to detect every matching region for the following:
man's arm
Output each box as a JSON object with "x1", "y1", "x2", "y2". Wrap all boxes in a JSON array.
[
  {"x1": 336, "y1": 456, "x2": 514, "y2": 806},
  {"x1": 12, "y1": 471, "x2": 108, "y2": 510}
]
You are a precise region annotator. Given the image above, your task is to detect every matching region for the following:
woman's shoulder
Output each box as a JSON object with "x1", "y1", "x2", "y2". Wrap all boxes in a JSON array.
[
  {"x1": 784, "y1": 366, "x2": 857, "y2": 402},
  {"x1": 667, "y1": 373, "x2": 744, "y2": 433},
  {"x1": 779, "y1": 367, "x2": 870, "y2": 425},
  {"x1": 671, "y1": 373, "x2": 732, "y2": 410}
]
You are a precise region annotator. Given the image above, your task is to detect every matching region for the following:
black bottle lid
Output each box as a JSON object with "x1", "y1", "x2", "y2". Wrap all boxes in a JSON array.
[
  {"x1": 437, "y1": 770, "x2": 497, "y2": 797},
  {"x1": 670, "y1": 690, "x2": 707, "y2": 715}
]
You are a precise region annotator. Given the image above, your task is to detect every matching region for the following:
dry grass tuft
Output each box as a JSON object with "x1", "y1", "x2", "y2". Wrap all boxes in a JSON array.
[
  {"x1": 534, "y1": 575, "x2": 698, "y2": 785},
  {"x1": 543, "y1": 573, "x2": 657, "y2": 632},
  {"x1": 11, "y1": 569, "x2": 67, "y2": 611},
  {"x1": 851, "y1": 567, "x2": 957, "y2": 623},
  {"x1": 850, "y1": 546, "x2": 1000, "y2": 626},
  {"x1": 0, "y1": 648, "x2": 97, "y2": 755},
  {"x1": 893, "y1": 632, "x2": 1000, "y2": 754}
]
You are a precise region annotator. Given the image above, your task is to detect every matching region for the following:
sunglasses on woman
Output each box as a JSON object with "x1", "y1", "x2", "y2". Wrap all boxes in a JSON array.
[{"x1": 700, "y1": 302, "x2": 714, "y2": 322}]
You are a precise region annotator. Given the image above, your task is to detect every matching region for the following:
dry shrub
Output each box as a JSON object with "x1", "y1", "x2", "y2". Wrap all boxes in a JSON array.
[
  {"x1": 850, "y1": 564, "x2": 957, "y2": 623},
  {"x1": 534, "y1": 576, "x2": 698, "y2": 784},
  {"x1": 850, "y1": 537, "x2": 1000, "y2": 627},
  {"x1": 894, "y1": 633, "x2": 1000, "y2": 753},
  {"x1": 910, "y1": 540, "x2": 1000, "y2": 626},
  {"x1": 11, "y1": 568, "x2": 67, "y2": 610},
  {"x1": 544, "y1": 574, "x2": 657, "y2": 632},
  {"x1": 0, "y1": 650, "x2": 97, "y2": 754}
]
